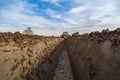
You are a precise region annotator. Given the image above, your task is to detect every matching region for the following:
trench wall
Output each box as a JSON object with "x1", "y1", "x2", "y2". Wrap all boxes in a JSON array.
[
  {"x1": 66, "y1": 35, "x2": 120, "y2": 80},
  {"x1": 0, "y1": 36, "x2": 63, "y2": 80}
]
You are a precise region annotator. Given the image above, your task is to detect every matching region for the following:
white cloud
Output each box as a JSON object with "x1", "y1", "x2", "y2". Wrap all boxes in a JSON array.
[
  {"x1": 70, "y1": 6, "x2": 87, "y2": 13},
  {"x1": 46, "y1": 9, "x2": 61, "y2": 19},
  {"x1": 65, "y1": 18, "x2": 77, "y2": 25}
]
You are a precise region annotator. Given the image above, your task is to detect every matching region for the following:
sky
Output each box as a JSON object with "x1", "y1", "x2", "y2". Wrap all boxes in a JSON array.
[{"x1": 0, "y1": 0, "x2": 120, "y2": 35}]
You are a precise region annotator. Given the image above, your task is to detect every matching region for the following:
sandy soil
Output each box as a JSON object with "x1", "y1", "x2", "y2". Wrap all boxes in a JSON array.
[
  {"x1": 53, "y1": 50, "x2": 73, "y2": 80},
  {"x1": 0, "y1": 38, "x2": 63, "y2": 80}
]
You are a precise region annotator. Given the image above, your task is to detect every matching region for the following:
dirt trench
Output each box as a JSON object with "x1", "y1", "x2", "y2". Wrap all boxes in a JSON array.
[
  {"x1": 53, "y1": 48, "x2": 73, "y2": 80},
  {"x1": 0, "y1": 39, "x2": 77, "y2": 80},
  {"x1": 51, "y1": 41, "x2": 82, "y2": 80},
  {"x1": 1, "y1": 28, "x2": 120, "y2": 80}
]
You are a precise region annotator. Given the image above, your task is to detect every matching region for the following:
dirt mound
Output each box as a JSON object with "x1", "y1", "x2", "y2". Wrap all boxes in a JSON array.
[
  {"x1": 67, "y1": 27, "x2": 120, "y2": 80},
  {"x1": 0, "y1": 32, "x2": 60, "y2": 47}
]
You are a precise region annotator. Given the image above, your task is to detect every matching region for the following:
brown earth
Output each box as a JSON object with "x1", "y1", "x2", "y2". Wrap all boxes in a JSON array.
[
  {"x1": 0, "y1": 27, "x2": 120, "y2": 80},
  {"x1": 0, "y1": 32, "x2": 63, "y2": 80},
  {"x1": 53, "y1": 49, "x2": 73, "y2": 80},
  {"x1": 66, "y1": 27, "x2": 120, "y2": 80}
]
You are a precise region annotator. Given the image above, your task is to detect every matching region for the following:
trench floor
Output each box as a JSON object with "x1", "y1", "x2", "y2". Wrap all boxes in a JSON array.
[{"x1": 53, "y1": 49, "x2": 73, "y2": 80}]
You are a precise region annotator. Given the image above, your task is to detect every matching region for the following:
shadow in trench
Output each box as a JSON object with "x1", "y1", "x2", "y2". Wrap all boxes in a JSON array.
[
  {"x1": 23, "y1": 41, "x2": 64, "y2": 80},
  {"x1": 65, "y1": 40, "x2": 82, "y2": 80}
]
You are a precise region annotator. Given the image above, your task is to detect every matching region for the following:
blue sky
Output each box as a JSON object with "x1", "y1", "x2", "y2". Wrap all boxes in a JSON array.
[{"x1": 0, "y1": 0, "x2": 120, "y2": 35}]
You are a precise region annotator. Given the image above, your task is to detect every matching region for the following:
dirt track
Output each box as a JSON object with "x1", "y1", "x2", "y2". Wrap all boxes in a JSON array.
[{"x1": 53, "y1": 49, "x2": 73, "y2": 80}]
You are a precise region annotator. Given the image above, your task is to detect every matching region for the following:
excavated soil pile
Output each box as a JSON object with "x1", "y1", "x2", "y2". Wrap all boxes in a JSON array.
[
  {"x1": 66, "y1": 28, "x2": 120, "y2": 80},
  {"x1": 0, "y1": 32, "x2": 58, "y2": 47},
  {"x1": 0, "y1": 32, "x2": 63, "y2": 80}
]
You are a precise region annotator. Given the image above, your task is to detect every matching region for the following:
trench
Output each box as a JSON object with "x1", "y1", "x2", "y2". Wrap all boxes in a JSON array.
[
  {"x1": 1, "y1": 28, "x2": 120, "y2": 80},
  {"x1": 53, "y1": 47, "x2": 73, "y2": 80},
  {"x1": 65, "y1": 40, "x2": 82, "y2": 80},
  {"x1": 25, "y1": 40, "x2": 81, "y2": 80},
  {"x1": 52, "y1": 41, "x2": 81, "y2": 80},
  {"x1": 0, "y1": 39, "x2": 82, "y2": 80},
  {"x1": 23, "y1": 40, "x2": 81, "y2": 80}
]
